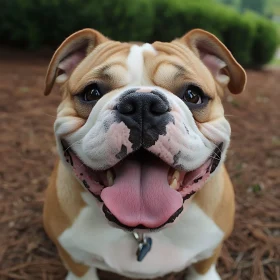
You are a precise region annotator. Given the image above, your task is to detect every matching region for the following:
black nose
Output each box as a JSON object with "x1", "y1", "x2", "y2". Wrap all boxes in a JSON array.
[
  {"x1": 116, "y1": 91, "x2": 173, "y2": 149},
  {"x1": 117, "y1": 92, "x2": 169, "y2": 116}
]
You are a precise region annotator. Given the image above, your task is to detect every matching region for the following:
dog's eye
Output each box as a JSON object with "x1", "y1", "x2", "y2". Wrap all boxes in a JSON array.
[
  {"x1": 83, "y1": 84, "x2": 102, "y2": 102},
  {"x1": 183, "y1": 85, "x2": 203, "y2": 104}
]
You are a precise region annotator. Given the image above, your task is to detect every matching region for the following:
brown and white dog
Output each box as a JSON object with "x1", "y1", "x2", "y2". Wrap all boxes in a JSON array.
[{"x1": 43, "y1": 28, "x2": 246, "y2": 280}]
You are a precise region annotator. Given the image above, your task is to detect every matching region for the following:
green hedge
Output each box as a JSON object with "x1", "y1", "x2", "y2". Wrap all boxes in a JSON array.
[
  {"x1": 0, "y1": 0, "x2": 154, "y2": 48},
  {"x1": 246, "y1": 12, "x2": 279, "y2": 67},
  {"x1": 0, "y1": 0, "x2": 278, "y2": 67},
  {"x1": 151, "y1": 0, "x2": 278, "y2": 67}
]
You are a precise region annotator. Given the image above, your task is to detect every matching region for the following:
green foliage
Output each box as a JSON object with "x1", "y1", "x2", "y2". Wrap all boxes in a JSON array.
[
  {"x1": 246, "y1": 12, "x2": 279, "y2": 66},
  {"x1": 222, "y1": 11, "x2": 257, "y2": 66},
  {"x1": 240, "y1": 0, "x2": 267, "y2": 15},
  {"x1": 151, "y1": 0, "x2": 278, "y2": 67},
  {"x1": 223, "y1": 0, "x2": 236, "y2": 5},
  {"x1": 218, "y1": 0, "x2": 241, "y2": 10},
  {"x1": 151, "y1": 0, "x2": 226, "y2": 42},
  {"x1": 0, "y1": 0, "x2": 278, "y2": 67},
  {"x1": 0, "y1": 0, "x2": 154, "y2": 48}
]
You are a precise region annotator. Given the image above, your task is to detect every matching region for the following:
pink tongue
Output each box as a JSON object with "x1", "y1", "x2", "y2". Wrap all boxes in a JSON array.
[{"x1": 101, "y1": 158, "x2": 183, "y2": 228}]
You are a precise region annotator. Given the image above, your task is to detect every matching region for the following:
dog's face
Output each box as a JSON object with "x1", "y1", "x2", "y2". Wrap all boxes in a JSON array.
[{"x1": 44, "y1": 29, "x2": 246, "y2": 231}]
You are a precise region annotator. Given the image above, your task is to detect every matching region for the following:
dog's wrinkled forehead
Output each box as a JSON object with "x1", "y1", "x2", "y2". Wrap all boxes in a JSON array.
[
  {"x1": 66, "y1": 41, "x2": 217, "y2": 99},
  {"x1": 44, "y1": 28, "x2": 246, "y2": 98}
]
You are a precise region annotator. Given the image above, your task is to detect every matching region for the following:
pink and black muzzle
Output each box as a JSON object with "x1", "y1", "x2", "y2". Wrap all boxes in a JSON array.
[{"x1": 61, "y1": 89, "x2": 223, "y2": 231}]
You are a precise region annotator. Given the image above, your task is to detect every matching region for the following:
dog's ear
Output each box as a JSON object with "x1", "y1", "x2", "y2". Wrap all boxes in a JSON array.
[
  {"x1": 44, "y1": 28, "x2": 108, "y2": 96},
  {"x1": 179, "y1": 29, "x2": 246, "y2": 94}
]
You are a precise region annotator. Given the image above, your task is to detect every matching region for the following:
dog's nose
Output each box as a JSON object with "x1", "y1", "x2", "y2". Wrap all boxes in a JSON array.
[
  {"x1": 116, "y1": 91, "x2": 172, "y2": 149},
  {"x1": 117, "y1": 91, "x2": 169, "y2": 117}
]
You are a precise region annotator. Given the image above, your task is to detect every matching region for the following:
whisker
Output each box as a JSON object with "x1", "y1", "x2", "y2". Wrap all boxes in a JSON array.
[
  {"x1": 210, "y1": 156, "x2": 221, "y2": 160},
  {"x1": 212, "y1": 142, "x2": 223, "y2": 155},
  {"x1": 78, "y1": 162, "x2": 85, "y2": 169},
  {"x1": 224, "y1": 114, "x2": 238, "y2": 118},
  {"x1": 210, "y1": 154, "x2": 221, "y2": 161},
  {"x1": 42, "y1": 113, "x2": 57, "y2": 119},
  {"x1": 64, "y1": 140, "x2": 80, "y2": 153}
]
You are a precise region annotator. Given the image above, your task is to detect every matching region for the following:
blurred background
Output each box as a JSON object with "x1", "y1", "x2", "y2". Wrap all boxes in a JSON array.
[
  {"x1": 0, "y1": 0, "x2": 279, "y2": 280},
  {"x1": 1, "y1": 0, "x2": 280, "y2": 66}
]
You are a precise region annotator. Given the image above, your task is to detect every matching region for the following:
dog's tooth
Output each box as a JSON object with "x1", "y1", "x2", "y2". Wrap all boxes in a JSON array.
[
  {"x1": 172, "y1": 170, "x2": 180, "y2": 181},
  {"x1": 107, "y1": 170, "x2": 114, "y2": 186},
  {"x1": 170, "y1": 178, "x2": 178, "y2": 190}
]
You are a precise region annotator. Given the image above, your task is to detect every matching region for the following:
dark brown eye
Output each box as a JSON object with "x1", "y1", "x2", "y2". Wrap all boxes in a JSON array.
[
  {"x1": 183, "y1": 85, "x2": 203, "y2": 104},
  {"x1": 83, "y1": 84, "x2": 102, "y2": 102}
]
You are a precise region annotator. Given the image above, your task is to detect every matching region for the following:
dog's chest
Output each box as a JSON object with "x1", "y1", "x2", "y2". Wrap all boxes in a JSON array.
[{"x1": 58, "y1": 193, "x2": 224, "y2": 279}]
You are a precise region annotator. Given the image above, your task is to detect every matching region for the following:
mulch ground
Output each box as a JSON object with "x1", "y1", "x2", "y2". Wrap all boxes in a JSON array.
[{"x1": 0, "y1": 50, "x2": 279, "y2": 280}]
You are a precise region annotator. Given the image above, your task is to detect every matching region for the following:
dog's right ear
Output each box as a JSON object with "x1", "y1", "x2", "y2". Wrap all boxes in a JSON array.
[{"x1": 44, "y1": 29, "x2": 108, "y2": 96}]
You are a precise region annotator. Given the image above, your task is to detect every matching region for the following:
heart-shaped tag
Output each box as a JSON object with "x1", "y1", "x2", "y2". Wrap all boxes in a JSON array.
[{"x1": 136, "y1": 237, "x2": 152, "y2": 262}]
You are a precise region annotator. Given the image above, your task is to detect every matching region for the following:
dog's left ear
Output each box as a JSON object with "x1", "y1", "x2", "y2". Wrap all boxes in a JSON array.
[
  {"x1": 179, "y1": 29, "x2": 246, "y2": 94},
  {"x1": 44, "y1": 28, "x2": 108, "y2": 96}
]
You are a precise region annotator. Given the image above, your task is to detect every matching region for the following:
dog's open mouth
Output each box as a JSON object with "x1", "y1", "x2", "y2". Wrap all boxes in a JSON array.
[{"x1": 62, "y1": 142, "x2": 222, "y2": 231}]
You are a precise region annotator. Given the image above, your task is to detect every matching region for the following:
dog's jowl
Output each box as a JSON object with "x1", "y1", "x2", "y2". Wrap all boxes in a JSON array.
[{"x1": 43, "y1": 28, "x2": 246, "y2": 280}]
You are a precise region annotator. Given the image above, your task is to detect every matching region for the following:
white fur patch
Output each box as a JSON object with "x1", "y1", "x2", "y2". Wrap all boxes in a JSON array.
[
  {"x1": 127, "y1": 44, "x2": 156, "y2": 85},
  {"x1": 66, "y1": 268, "x2": 99, "y2": 280},
  {"x1": 187, "y1": 265, "x2": 221, "y2": 280},
  {"x1": 59, "y1": 192, "x2": 224, "y2": 279}
]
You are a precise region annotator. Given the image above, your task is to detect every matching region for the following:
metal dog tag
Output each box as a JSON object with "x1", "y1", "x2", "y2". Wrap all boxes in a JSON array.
[
  {"x1": 133, "y1": 232, "x2": 152, "y2": 262},
  {"x1": 136, "y1": 236, "x2": 152, "y2": 262}
]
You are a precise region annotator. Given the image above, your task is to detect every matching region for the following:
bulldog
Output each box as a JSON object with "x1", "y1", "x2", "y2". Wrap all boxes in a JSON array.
[{"x1": 43, "y1": 28, "x2": 246, "y2": 280}]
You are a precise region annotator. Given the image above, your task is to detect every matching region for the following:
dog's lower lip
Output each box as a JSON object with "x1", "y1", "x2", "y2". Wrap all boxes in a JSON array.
[
  {"x1": 82, "y1": 179, "x2": 103, "y2": 202},
  {"x1": 166, "y1": 143, "x2": 223, "y2": 194},
  {"x1": 102, "y1": 204, "x2": 184, "y2": 232}
]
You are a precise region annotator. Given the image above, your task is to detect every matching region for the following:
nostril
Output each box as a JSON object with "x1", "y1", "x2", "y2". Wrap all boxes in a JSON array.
[
  {"x1": 117, "y1": 91, "x2": 170, "y2": 117},
  {"x1": 117, "y1": 103, "x2": 135, "y2": 115},
  {"x1": 150, "y1": 102, "x2": 169, "y2": 115}
]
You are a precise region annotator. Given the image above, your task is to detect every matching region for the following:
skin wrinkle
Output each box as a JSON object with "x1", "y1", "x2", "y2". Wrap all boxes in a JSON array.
[
  {"x1": 198, "y1": 121, "x2": 230, "y2": 146},
  {"x1": 55, "y1": 118, "x2": 86, "y2": 137},
  {"x1": 148, "y1": 120, "x2": 196, "y2": 166},
  {"x1": 153, "y1": 43, "x2": 197, "y2": 71},
  {"x1": 69, "y1": 62, "x2": 128, "y2": 95},
  {"x1": 151, "y1": 63, "x2": 215, "y2": 106},
  {"x1": 68, "y1": 43, "x2": 131, "y2": 94},
  {"x1": 154, "y1": 63, "x2": 192, "y2": 88},
  {"x1": 152, "y1": 57, "x2": 194, "y2": 76},
  {"x1": 73, "y1": 98, "x2": 93, "y2": 119},
  {"x1": 151, "y1": 43, "x2": 217, "y2": 98},
  {"x1": 88, "y1": 41, "x2": 121, "y2": 64},
  {"x1": 90, "y1": 42, "x2": 130, "y2": 67}
]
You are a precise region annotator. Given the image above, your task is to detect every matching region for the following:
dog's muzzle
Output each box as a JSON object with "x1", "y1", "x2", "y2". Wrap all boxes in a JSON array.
[
  {"x1": 60, "y1": 89, "x2": 224, "y2": 231},
  {"x1": 115, "y1": 90, "x2": 174, "y2": 149}
]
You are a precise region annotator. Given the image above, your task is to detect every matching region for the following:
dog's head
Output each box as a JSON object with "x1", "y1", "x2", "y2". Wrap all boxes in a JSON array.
[{"x1": 44, "y1": 29, "x2": 246, "y2": 231}]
